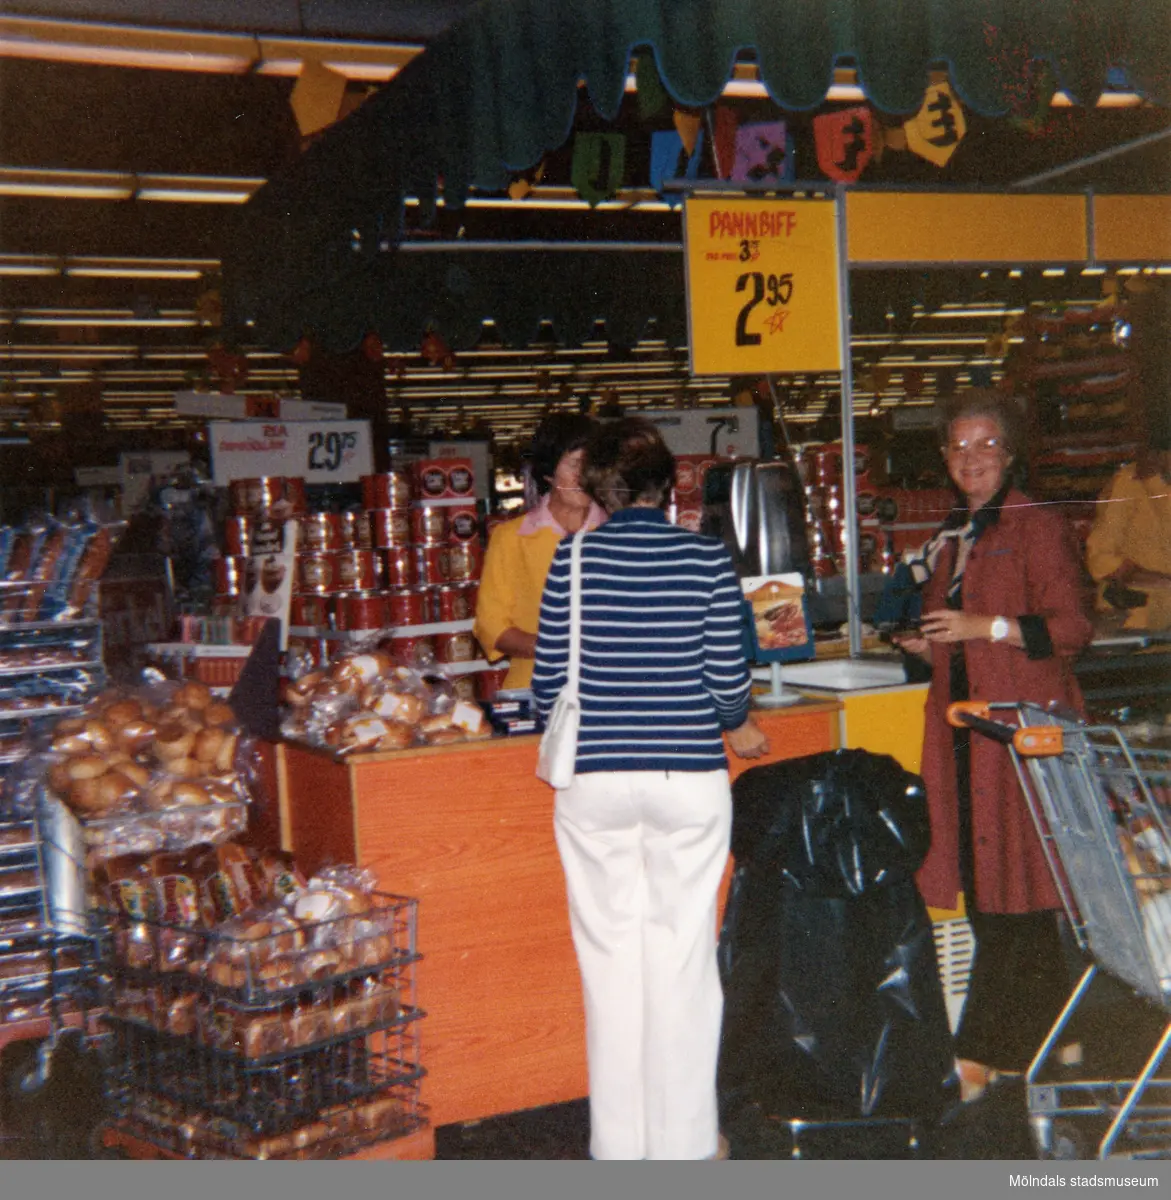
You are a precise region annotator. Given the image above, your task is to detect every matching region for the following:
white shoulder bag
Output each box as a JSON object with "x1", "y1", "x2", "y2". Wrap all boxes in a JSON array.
[{"x1": 535, "y1": 528, "x2": 585, "y2": 789}]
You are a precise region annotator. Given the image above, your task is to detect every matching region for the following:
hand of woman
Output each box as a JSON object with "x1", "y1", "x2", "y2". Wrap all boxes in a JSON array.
[
  {"x1": 920, "y1": 609, "x2": 993, "y2": 643},
  {"x1": 494, "y1": 627, "x2": 538, "y2": 660},
  {"x1": 891, "y1": 631, "x2": 931, "y2": 660},
  {"x1": 727, "y1": 717, "x2": 770, "y2": 760}
]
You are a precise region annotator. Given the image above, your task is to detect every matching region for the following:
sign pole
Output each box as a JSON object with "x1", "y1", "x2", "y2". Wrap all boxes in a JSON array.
[{"x1": 834, "y1": 185, "x2": 864, "y2": 658}]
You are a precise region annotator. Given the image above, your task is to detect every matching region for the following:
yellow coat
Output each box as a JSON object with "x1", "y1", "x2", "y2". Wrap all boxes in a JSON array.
[
  {"x1": 473, "y1": 517, "x2": 564, "y2": 690},
  {"x1": 1085, "y1": 463, "x2": 1171, "y2": 630}
]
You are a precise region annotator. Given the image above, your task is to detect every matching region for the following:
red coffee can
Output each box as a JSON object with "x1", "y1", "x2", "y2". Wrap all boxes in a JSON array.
[
  {"x1": 445, "y1": 541, "x2": 482, "y2": 582},
  {"x1": 434, "y1": 630, "x2": 476, "y2": 664},
  {"x1": 458, "y1": 581, "x2": 479, "y2": 614},
  {"x1": 223, "y1": 516, "x2": 251, "y2": 557},
  {"x1": 414, "y1": 544, "x2": 451, "y2": 586},
  {"x1": 290, "y1": 594, "x2": 329, "y2": 628},
  {"x1": 410, "y1": 503, "x2": 448, "y2": 544},
  {"x1": 386, "y1": 587, "x2": 429, "y2": 628},
  {"x1": 213, "y1": 556, "x2": 248, "y2": 597},
  {"x1": 338, "y1": 509, "x2": 371, "y2": 549},
  {"x1": 296, "y1": 551, "x2": 338, "y2": 594},
  {"x1": 369, "y1": 508, "x2": 412, "y2": 548},
  {"x1": 382, "y1": 546, "x2": 416, "y2": 588},
  {"x1": 210, "y1": 595, "x2": 240, "y2": 618},
  {"x1": 415, "y1": 461, "x2": 449, "y2": 500},
  {"x1": 335, "y1": 592, "x2": 387, "y2": 631},
  {"x1": 299, "y1": 512, "x2": 344, "y2": 552},
  {"x1": 433, "y1": 583, "x2": 472, "y2": 623},
  {"x1": 451, "y1": 675, "x2": 477, "y2": 702},
  {"x1": 362, "y1": 470, "x2": 413, "y2": 510},
  {"x1": 229, "y1": 478, "x2": 265, "y2": 515},
  {"x1": 476, "y1": 665, "x2": 510, "y2": 702},
  {"x1": 388, "y1": 634, "x2": 435, "y2": 668},
  {"x1": 812, "y1": 446, "x2": 840, "y2": 488},
  {"x1": 446, "y1": 504, "x2": 480, "y2": 543},
  {"x1": 447, "y1": 461, "x2": 475, "y2": 497},
  {"x1": 334, "y1": 548, "x2": 378, "y2": 592}
]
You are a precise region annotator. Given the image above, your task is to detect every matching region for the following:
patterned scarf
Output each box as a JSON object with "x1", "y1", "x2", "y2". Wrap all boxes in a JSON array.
[{"x1": 903, "y1": 481, "x2": 1011, "y2": 603}]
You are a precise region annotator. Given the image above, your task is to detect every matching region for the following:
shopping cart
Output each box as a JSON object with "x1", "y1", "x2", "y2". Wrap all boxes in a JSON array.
[{"x1": 948, "y1": 700, "x2": 1171, "y2": 1160}]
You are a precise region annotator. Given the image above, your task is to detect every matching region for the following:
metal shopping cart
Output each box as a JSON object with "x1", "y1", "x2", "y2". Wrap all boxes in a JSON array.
[{"x1": 948, "y1": 700, "x2": 1171, "y2": 1160}]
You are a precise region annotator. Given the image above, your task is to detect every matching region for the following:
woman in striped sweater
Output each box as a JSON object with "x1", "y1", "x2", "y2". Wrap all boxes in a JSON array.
[{"x1": 532, "y1": 417, "x2": 769, "y2": 1160}]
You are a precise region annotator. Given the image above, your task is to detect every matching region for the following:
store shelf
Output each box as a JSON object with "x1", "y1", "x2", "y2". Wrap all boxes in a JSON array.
[
  {"x1": 0, "y1": 660, "x2": 103, "y2": 679},
  {"x1": 289, "y1": 620, "x2": 474, "y2": 639},
  {"x1": 146, "y1": 642, "x2": 255, "y2": 658}
]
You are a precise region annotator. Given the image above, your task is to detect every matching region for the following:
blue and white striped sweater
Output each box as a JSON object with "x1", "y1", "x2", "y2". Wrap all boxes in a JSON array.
[{"x1": 532, "y1": 507, "x2": 751, "y2": 774}]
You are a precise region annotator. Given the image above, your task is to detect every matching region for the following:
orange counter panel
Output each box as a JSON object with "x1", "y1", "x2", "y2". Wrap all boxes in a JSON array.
[{"x1": 281, "y1": 699, "x2": 839, "y2": 1128}]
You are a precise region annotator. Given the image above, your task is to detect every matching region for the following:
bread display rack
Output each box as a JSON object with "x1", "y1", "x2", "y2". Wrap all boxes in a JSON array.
[
  {"x1": 95, "y1": 891, "x2": 427, "y2": 1160},
  {"x1": 0, "y1": 583, "x2": 105, "y2": 1062}
]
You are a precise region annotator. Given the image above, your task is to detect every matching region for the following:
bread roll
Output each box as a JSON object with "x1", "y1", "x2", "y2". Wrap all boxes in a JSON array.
[
  {"x1": 193, "y1": 726, "x2": 226, "y2": 765},
  {"x1": 116, "y1": 718, "x2": 157, "y2": 755},
  {"x1": 423, "y1": 726, "x2": 465, "y2": 746},
  {"x1": 376, "y1": 722, "x2": 414, "y2": 752},
  {"x1": 113, "y1": 760, "x2": 151, "y2": 789},
  {"x1": 174, "y1": 680, "x2": 213, "y2": 711},
  {"x1": 95, "y1": 772, "x2": 137, "y2": 809},
  {"x1": 103, "y1": 698, "x2": 144, "y2": 730},
  {"x1": 154, "y1": 724, "x2": 194, "y2": 761},
  {"x1": 67, "y1": 754, "x2": 109, "y2": 780},
  {"x1": 369, "y1": 690, "x2": 425, "y2": 726},
  {"x1": 172, "y1": 782, "x2": 210, "y2": 807},
  {"x1": 69, "y1": 776, "x2": 114, "y2": 814},
  {"x1": 214, "y1": 731, "x2": 237, "y2": 773},
  {"x1": 164, "y1": 756, "x2": 203, "y2": 781},
  {"x1": 203, "y1": 701, "x2": 236, "y2": 728},
  {"x1": 51, "y1": 732, "x2": 94, "y2": 756},
  {"x1": 47, "y1": 761, "x2": 73, "y2": 795},
  {"x1": 285, "y1": 671, "x2": 324, "y2": 708}
]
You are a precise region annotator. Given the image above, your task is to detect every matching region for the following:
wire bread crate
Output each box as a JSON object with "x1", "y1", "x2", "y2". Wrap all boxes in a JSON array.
[
  {"x1": 950, "y1": 701, "x2": 1171, "y2": 1159},
  {"x1": 95, "y1": 891, "x2": 426, "y2": 1159}
]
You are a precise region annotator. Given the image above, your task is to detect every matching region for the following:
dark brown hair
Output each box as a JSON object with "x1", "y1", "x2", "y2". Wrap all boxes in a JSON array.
[
  {"x1": 526, "y1": 412, "x2": 598, "y2": 495},
  {"x1": 583, "y1": 417, "x2": 676, "y2": 514}
]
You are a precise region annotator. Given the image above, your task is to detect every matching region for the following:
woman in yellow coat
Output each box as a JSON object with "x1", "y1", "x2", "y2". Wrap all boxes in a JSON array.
[{"x1": 474, "y1": 414, "x2": 606, "y2": 690}]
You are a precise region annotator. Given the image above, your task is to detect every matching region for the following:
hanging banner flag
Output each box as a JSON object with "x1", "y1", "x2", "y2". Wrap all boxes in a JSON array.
[
  {"x1": 904, "y1": 80, "x2": 967, "y2": 167},
  {"x1": 683, "y1": 196, "x2": 842, "y2": 376},
  {"x1": 571, "y1": 133, "x2": 626, "y2": 206},
  {"x1": 635, "y1": 54, "x2": 670, "y2": 122},
  {"x1": 731, "y1": 121, "x2": 794, "y2": 186},
  {"x1": 813, "y1": 106, "x2": 876, "y2": 183},
  {"x1": 649, "y1": 129, "x2": 705, "y2": 204},
  {"x1": 673, "y1": 110, "x2": 703, "y2": 156},
  {"x1": 713, "y1": 106, "x2": 740, "y2": 180}
]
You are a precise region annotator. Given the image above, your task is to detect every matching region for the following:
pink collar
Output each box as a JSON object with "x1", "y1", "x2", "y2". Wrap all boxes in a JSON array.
[{"x1": 518, "y1": 493, "x2": 608, "y2": 537}]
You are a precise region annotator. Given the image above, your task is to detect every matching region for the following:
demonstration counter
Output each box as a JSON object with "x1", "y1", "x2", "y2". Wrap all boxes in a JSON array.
[{"x1": 274, "y1": 697, "x2": 842, "y2": 1137}]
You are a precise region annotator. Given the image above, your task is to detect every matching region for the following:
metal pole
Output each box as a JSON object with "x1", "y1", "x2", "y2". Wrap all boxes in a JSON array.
[{"x1": 834, "y1": 185, "x2": 864, "y2": 657}]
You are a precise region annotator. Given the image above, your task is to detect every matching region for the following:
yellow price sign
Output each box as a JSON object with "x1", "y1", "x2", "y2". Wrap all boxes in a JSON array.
[{"x1": 683, "y1": 196, "x2": 842, "y2": 376}]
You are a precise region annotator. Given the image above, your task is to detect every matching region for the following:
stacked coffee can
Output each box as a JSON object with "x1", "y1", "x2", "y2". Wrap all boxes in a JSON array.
[{"x1": 213, "y1": 476, "x2": 309, "y2": 615}]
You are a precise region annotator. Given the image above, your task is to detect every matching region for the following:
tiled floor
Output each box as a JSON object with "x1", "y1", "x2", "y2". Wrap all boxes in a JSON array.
[{"x1": 0, "y1": 989, "x2": 1164, "y2": 1160}]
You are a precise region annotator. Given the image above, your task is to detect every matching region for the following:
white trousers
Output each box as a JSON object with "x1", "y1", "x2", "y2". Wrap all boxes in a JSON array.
[{"x1": 553, "y1": 769, "x2": 732, "y2": 1160}]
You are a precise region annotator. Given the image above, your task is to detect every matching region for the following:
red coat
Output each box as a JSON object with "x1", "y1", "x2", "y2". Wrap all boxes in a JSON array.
[{"x1": 915, "y1": 489, "x2": 1094, "y2": 914}]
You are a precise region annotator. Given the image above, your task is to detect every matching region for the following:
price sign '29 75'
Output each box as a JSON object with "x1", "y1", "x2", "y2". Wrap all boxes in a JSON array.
[{"x1": 683, "y1": 197, "x2": 842, "y2": 377}]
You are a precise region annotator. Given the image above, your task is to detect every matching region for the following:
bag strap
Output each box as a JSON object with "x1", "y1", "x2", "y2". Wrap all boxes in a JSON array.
[{"x1": 565, "y1": 528, "x2": 585, "y2": 699}]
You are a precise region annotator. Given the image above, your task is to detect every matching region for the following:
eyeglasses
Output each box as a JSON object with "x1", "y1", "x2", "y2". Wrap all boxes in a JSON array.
[{"x1": 945, "y1": 437, "x2": 1005, "y2": 457}]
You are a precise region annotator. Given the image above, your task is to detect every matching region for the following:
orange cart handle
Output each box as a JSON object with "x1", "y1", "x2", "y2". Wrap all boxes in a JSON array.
[
  {"x1": 947, "y1": 701, "x2": 990, "y2": 728},
  {"x1": 1012, "y1": 727, "x2": 1065, "y2": 757}
]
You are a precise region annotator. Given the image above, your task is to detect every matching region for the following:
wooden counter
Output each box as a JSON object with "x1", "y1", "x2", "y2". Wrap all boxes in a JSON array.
[{"x1": 278, "y1": 698, "x2": 841, "y2": 1130}]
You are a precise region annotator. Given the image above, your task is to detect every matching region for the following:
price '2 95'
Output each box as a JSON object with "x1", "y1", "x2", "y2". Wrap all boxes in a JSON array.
[
  {"x1": 307, "y1": 429, "x2": 356, "y2": 472},
  {"x1": 734, "y1": 271, "x2": 794, "y2": 346}
]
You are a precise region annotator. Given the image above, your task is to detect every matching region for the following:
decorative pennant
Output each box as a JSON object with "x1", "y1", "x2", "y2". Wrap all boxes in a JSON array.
[
  {"x1": 904, "y1": 80, "x2": 967, "y2": 167},
  {"x1": 571, "y1": 133, "x2": 627, "y2": 206},
  {"x1": 290, "y1": 60, "x2": 349, "y2": 139},
  {"x1": 935, "y1": 367, "x2": 958, "y2": 396},
  {"x1": 902, "y1": 367, "x2": 925, "y2": 399},
  {"x1": 361, "y1": 332, "x2": 384, "y2": 363},
  {"x1": 649, "y1": 128, "x2": 704, "y2": 203},
  {"x1": 731, "y1": 121, "x2": 794, "y2": 185},
  {"x1": 421, "y1": 330, "x2": 453, "y2": 367},
  {"x1": 673, "y1": 110, "x2": 703, "y2": 156},
  {"x1": 635, "y1": 55, "x2": 671, "y2": 122},
  {"x1": 813, "y1": 107, "x2": 876, "y2": 183},
  {"x1": 713, "y1": 106, "x2": 740, "y2": 180},
  {"x1": 508, "y1": 159, "x2": 546, "y2": 201}
]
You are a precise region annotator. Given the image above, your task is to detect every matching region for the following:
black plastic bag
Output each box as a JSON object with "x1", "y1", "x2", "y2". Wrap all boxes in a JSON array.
[{"x1": 719, "y1": 750, "x2": 955, "y2": 1123}]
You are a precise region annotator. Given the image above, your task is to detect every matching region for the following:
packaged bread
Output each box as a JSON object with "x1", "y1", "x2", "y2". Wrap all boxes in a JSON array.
[{"x1": 201, "y1": 1001, "x2": 288, "y2": 1059}]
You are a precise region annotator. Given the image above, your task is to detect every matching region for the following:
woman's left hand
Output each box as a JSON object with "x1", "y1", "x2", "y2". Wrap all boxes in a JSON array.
[
  {"x1": 920, "y1": 609, "x2": 991, "y2": 644},
  {"x1": 727, "y1": 717, "x2": 771, "y2": 760}
]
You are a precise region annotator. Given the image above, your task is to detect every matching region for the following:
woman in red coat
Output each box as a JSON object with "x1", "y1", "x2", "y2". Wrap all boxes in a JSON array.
[{"x1": 894, "y1": 389, "x2": 1093, "y2": 1086}]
